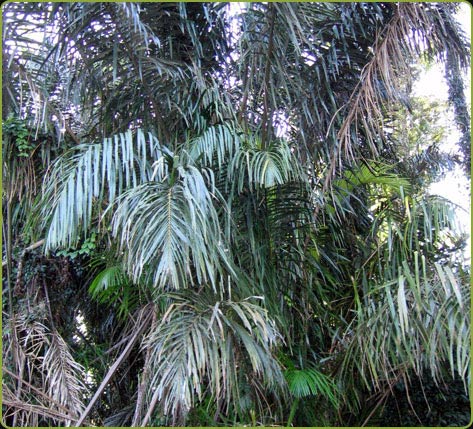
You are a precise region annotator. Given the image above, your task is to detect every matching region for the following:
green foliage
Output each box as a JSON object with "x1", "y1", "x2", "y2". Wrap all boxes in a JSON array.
[
  {"x1": 56, "y1": 233, "x2": 97, "y2": 259},
  {"x1": 139, "y1": 290, "x2": 285, "y2": 424},
  {"x1": 229, "y1": 138, "x2": 302, "y2": 192},
  {"x1": 341, "y1": 255, "x2": 469, "y2": 396},
  {"x1": 2, "y1": 1, "x2": 470, "y2": 427},
  {"x1": 2, "y1": 116, "x2": 35, "y2": 157},
  {"x1": 35, "y1": 130, "x2": 159, "y2": 251},
  {"x1": 110, "y1": 160, "x2": 230, "y2": 292},
  {"x1": 285, "y1": 366, "x2": 339, "y2": 405},
  {"x1": 88, "y1": 265, "x2": 139, "y2": 320}
]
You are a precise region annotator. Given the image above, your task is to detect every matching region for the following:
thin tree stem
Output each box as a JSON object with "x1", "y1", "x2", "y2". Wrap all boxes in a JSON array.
[
  {"x1": 4, "y1": 198, "x2": 13, "y2": 313},
  {"x1": 42, "y1": 278, "x2": 56, "y2": 331},
  {"x1": 74, "y1": 307, "x2": 153, "y2": 426},
  {"x1": 260, "y1": 4, "x2": 276, "y2": 149},
  {"x1": 238, "y1": 59, "x2": 250, "y2": 128}
]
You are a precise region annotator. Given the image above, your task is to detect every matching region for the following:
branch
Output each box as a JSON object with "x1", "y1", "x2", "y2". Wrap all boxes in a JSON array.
[
  {"x1": 2, "y1": 239, "x2": 45, "y2": 268},
  {"x1": 74, "y1": 305, "x2": 154, "y2": 426}
]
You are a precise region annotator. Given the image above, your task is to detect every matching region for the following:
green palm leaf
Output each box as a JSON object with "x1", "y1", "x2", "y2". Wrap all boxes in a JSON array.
[
  {"x1": 37, "y1": 129, "x2": 160, "y2": 251},
  {"x1": 188, "y1": 123, "x2": 242, "y2": 169},
  {"x1": 230, "y1": 139, "x2": 302, "y2": 192},
  {"x1": 285, "y1": 367, "x2": 339, "y2": 406},
  {"x1": 110, "y1": 162, "x2": 230, "y2": 292},
  {"x1": 88, "y1": 265, "x2": 140, "y2": 320},
  {"x1": 139, "y1": 290, "x2": 285, "y2": 425},
  {"x1": 342, "y1": 256, "x2": 470, "y2": 392}
]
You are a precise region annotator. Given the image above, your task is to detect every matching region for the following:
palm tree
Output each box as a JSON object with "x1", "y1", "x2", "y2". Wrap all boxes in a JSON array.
[{"x1": 2, "y1": 2, "x2": 470, "y2": 426}]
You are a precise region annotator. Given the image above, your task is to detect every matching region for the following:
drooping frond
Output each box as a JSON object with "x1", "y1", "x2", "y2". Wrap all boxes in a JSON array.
[
  {"x1": 139, "y1": 290, "x2": 285, "y2": 425},
  {"x1": 342, "y1": 256, "x2": 470, "y2": 392},
  {"x1": 42, "y1": 331, "x2": 88, "y2": 424},
  {"x1": 188, "y1": 123, "x2": 242, "y2": 169},
  {"x1": 338, "y1": 186, "x2": 470, "y2": 398},
  {"x1": 230, "y1": 139, "x2": 303, "y2": 192},
  {"x1": 373, "y1": 194, "x2": 466, "y2": 268},
  {"x1": 110, "y1": 162, "x2": 230, "y2": 291},
  {"x1": 2, "y1": 2, "x2": 231, "y2": 140},
  {"x1": 35, "y1": 129, "x2": 160, "y2": 251},
  {"x1": 3, "y1": 310, "x2": 88, "y2": 426},
  {"x1": 335, "y1": 3, "x2": 470, "y2": 176}
]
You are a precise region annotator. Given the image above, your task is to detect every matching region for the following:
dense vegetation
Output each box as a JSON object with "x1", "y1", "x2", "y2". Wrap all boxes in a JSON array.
[{"x1": 2, "y1": 2, "x2": 471, "y2": 426}]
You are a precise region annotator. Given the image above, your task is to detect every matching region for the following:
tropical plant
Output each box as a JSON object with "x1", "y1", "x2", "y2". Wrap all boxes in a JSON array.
[{"x1": 2, "y1": 2, "x2": 470, "y2": 427}]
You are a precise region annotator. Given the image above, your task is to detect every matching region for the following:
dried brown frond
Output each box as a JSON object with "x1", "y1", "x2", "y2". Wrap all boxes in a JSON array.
[
  {"x1": 42, "y1": 331, "x2": 88, "y2": 424},
  {"x1": 3, "y1": 309, "x2": 88, "y2": 426},
  {"x1": 3, "y1": 383, "x2": 75, "y2": 425},
  {"x1": 328, "y1": 3, "x2": 468, "y2": 188}
]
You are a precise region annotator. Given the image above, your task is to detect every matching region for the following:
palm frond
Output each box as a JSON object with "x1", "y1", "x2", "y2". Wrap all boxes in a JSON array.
[
  {"x1": 376, "y1": 195, "x2": 465, "y2": 267},
  {"x1": 2, "y1": 384, "x2": 78, "y2": 426},
  {"x1": 326, "y1": 161, "x2": 411, "y2": 223},
  {"x1": 188, "y1": 122, "x2": 242, "y2": 169},
  {"x1": 335, "y1": 3, "x2": 470, "y2": 176},
  {"x1": 341, "y1": 255, "x2": 470, "y2": 393},
  {"x1": 117, "y1": 3, "x2": 162, "y2": 51},
  {"x1": 336, "y1": 162, "x2": 411, "y2": 196},
  {"x1": 230, "y1": 138, "x2": 303, "y2": 192},
  {"x1": 110, "y1": 160, "x2": 230, "y2": 292},
  {"x1": 3, "y1": 310, "x2": 88, "y2": 426},
  {"x1": 140, "y1": 290, "x2": 285, "y2": 425},
  {"x1": 42, "y1": 331, "x2": 88, "y2": 424},
  {"x1": 88, "y1": 265, "x2": 139, "y2": 320},
  {"x1": 285, "y1": 366, "x2": 339, "y2": 407},
  {"x1": 35, "y1": 129, "x2": 159, "y2": 250}
]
